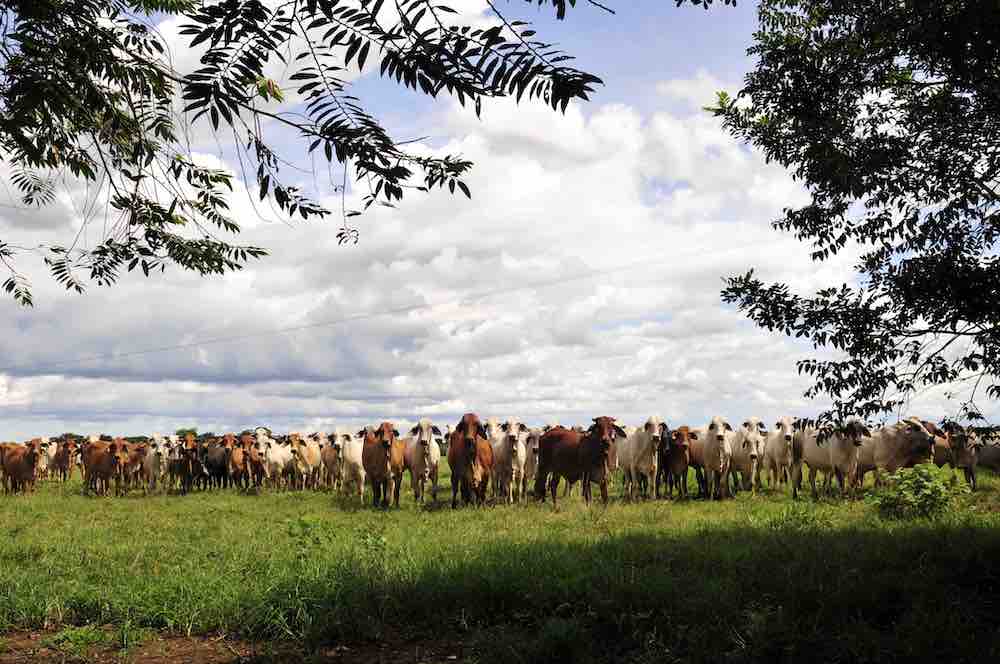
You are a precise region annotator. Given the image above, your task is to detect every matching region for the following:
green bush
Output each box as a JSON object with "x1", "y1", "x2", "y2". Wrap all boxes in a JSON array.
[{"x1": 867, "y1": 464, "x2": 966, "y2": 520}]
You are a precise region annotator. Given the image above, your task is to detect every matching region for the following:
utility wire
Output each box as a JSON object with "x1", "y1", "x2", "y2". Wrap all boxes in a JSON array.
[{"x1": 0, "y1": 255, "x2": 683, "y2": 375}]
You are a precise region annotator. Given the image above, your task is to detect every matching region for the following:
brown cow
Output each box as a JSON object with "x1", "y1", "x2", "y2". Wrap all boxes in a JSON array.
[
  {"x1": 122, "y1": 441, "x2": 148, "y2": 494},
  {"x1": 52, "y1": 436, "x2": 79, "y2": 482},
  {"x1": 82, "y1": 440, "x2": 130, "y2": 496},
  {"x1": 362, "y1": 422, "x2": 402, "y2": 508},
  {"x1": 686, "y1": 429, "x2": 708, "y2": 498},
  {"x1": 665, "y1": 426, "x2": 697, "y2": 499},
  {"x1": 228, "y1": 434, "x2": 249, "y2": 490},
  {"x1": 1, "y1": 440, "x2": 42, "y2": 494},
  {"x1": 447, "y1": 413, "x2": 494, "y2": 508},
  {"x1": 534, "y1": 417, "x2": 626, "y2": 508},
  {"x1": 242, "y1": 433, "x2": 268, "y2": 489}
]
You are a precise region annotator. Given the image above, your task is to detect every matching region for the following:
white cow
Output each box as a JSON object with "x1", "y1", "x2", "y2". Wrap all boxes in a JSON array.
[
  {"x1": 731, "y1": 417, "x2": 767, "y2": 495},
  {"x1": 341, "y1": 428, "x2": 367, "y2": 501},
  {"x1": 322, "y1": 428, "x2": 352, "y2": 491},
  {"x1": 143, "y1": 433, "x2": 167, "y2": 493},
  {"x1": 35, "y1": 437, "x2": 54, "y2": 480},
  {"x1": 403, "y1": 418, "x2": 442, "y2": 503},
  {"x1": 522, "y1": 428, "x2": 543, "y2": 502},
  {"x1": 620, "y1": 417, "x2": 665, "y2": 500},
  {"x1": 484, "y1": 417, "x2": 505, "y2": 498},
  {"x1": 491, "y1": 418, "x2": 528, "y2": 504},
  {"x1": 703, "y1": 416, "x2": 736, "y2": 500},
  {"x1": 257, "y1": 427, "x2": 292, "y2": 490},
  {"x1": 763, "y1": 416, "x2": 796, "y2": 490},
  {"x1": 793, "y1": 421, "x2": 871, "y2": 499},
  {"x1": 855, "y1": 417, "x2": 935, "y2": 488}
]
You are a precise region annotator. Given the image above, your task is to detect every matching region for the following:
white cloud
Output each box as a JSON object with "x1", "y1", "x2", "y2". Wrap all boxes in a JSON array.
[{"x1": 1, "y1": 70, "x2": 948, "y2": 440}]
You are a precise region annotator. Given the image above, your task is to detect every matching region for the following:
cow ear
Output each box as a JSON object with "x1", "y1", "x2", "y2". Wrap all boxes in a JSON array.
[
  {"x1": 671, "y1": 430, "x2": 681, "y2": 441},
  {"x1": 724, "y1": 422, "x2": 733, "y2": 431},
  {"x1": 614, "y1": 425, "x2": 627, "y2": 438},
  {"x1": 431, "y1": 426, "x2": 442, "y2": 436},
  {"x1": 689, "y1": 431, "x2": 698, "y2": 440},
  {"x1": 356, "y1": 429, "x2": 367, "y2": 439},
  {"x1": 409, "y1": 425, "x2": 419, "y2": 436},
  {"x1": 392, "y1": 429, "x2": 400, "y2": 438},
  {"x1": 519, "y1": 423, "x2": 529, "y2": 432},
  {"x1": 501, "y1": 422, "x2": 510, "y2": 432},
  {"x1": 477, "y1": 424, "x2": 488, "y2": 439}
]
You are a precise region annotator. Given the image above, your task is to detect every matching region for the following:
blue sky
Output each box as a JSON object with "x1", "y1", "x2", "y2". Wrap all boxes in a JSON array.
[{"x1": 0, "y1": 1, "x2": 977, "y2": 439}]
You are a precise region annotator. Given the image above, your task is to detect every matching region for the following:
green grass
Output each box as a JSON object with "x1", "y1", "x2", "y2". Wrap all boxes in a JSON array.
[{"x1": 2, "y1": 468, "x2": 1000, "y2": 662}]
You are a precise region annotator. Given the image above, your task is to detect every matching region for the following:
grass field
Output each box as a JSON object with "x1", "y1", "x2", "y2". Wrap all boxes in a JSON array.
[{"x1": 2, "y1": 468, "x2": 1000, "y2": 662}]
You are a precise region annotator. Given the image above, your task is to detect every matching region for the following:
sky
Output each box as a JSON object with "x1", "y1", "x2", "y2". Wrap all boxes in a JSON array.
[{"x1": 0, "y1": 1, "x2": 977, "y2": 438}]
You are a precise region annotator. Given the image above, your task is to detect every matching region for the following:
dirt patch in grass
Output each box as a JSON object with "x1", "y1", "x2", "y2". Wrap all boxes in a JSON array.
[{"x1": 0, "y1": 629, "x2": 471, "y2": 663}]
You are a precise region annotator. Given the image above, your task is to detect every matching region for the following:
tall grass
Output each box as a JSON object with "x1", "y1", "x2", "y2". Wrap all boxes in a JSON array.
[{"x1": 1, "y1": 469, "x2": 998, "y2": 662}]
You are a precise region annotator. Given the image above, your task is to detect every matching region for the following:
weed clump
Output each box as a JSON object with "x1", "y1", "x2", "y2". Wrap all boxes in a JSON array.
[{"x1": 867, "y1": 464, "x2": 967, "y2": 520}]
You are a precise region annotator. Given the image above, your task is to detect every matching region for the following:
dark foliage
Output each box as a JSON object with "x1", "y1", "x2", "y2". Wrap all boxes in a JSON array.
[
  {"x1": 716, "y1": 0, "x2": 1000, "y2": 424},
  {"x1": 3, "y1": 0, "x2": 707, "y2": 303}
]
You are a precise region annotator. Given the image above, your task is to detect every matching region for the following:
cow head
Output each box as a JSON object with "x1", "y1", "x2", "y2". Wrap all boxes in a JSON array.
[
  {"x1": 483, "y1": 417, "x2": 503, "y2": 442},
  {"x1": 457, "y1": 413, "x2": 487, "y2": 447},
  {"x1": 670, "y1": 426, "x2": 694, "y2": 464},
  {"x1": 841, "y1": 420, "x2": 872, "y2": 447},
  {"x1": 740, "y1": 417, "x2": 767, "y2": 460},
  {"x1": 708, "y1": 416, "x2": 733, "y2": 442},
  {"x1": 374, "y1": 422, "x2": 399, "y2": 450},
  {"x1": 501, "y1": 418, "x2": 528, "y2": 455},
  {"x1": 773, "y1": 416, "x2": 795, "y2": 446},
  {"x1": 110, "y1": 439, "x2": 131, "y2": 476},
  {"x1": 644, "y1": 416, "x2": 669, "y2": 449},
  {"x1": 590, "y1": 417, "x2": 627, "y2": 451},
  {"x1": 525, "y1": 429, "x2": 542, "y2": 459},
  {"x1": 901, "y1": 417, "x2": 935, "y2": 463},
  {"x1": 942, "y1": 421, "x2": 981, "y2": 468}
]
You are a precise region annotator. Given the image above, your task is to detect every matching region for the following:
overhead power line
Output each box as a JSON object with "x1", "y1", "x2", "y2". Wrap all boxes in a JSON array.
[{"x1": 0, "y1": 256, "x2": 681, "y2": 375}]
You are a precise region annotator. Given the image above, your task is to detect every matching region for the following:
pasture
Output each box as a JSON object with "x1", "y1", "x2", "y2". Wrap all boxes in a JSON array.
[{"x1": 2, "y1": 468, "x2": 1000, "y2": 663}]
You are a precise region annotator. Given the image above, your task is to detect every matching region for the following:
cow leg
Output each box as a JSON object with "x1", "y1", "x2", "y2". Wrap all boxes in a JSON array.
[{"x1": 549, "y1": 476, "x2": 559, "y2": 508}]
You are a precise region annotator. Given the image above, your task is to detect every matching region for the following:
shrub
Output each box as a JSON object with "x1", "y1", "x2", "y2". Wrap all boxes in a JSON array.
[{"x1": 867, "y1": 464, "x2": 966, "y2": 520}]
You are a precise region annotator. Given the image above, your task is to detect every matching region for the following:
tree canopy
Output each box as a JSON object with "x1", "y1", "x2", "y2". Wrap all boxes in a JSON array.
[
  {"x1": 3, "y1": 0, "x2": 736, "y2": 304},
  {"x1": 716, "y1": 0, "x2": 1000, "y2": 425}
]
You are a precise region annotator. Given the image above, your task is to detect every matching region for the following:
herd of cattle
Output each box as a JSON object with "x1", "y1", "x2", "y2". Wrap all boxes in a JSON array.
[{"x1": 0, "y1": 414, "x2": 997, "y2": 507}]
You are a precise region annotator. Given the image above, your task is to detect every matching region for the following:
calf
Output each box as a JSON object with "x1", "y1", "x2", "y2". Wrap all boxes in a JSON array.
[
  {"x1": 203, "y1": 436, "x2": 232, "y2": 489},
  {"x1": 533, "y1": 417, "x2": 625, "y2": 508},
  {"x1": 362, "y1": 422, "x2": 403, "y2": 508},
  {"x1": 665, "y1": 426, "x2": 696, "y2": 499},
  {"x1": 404, "y1": 419, "x2": 442, "y2": 503},
  {"x1": 447, "y1": 413, "x2": 494, "y2": 508}
]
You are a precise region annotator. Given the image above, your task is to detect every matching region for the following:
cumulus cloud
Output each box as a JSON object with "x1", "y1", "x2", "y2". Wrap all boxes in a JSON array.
[{"x1": 1, "y1": 68, "x2": 966, "y2": 440}]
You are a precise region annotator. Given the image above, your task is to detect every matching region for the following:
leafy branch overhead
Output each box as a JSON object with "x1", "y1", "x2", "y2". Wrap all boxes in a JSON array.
[
  {"x1": 0, "y1": 0, "x2": 622, "y2": 304},
  {"x1": 715, "y1": 0, "x2": 1000, "y2": 424}
]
